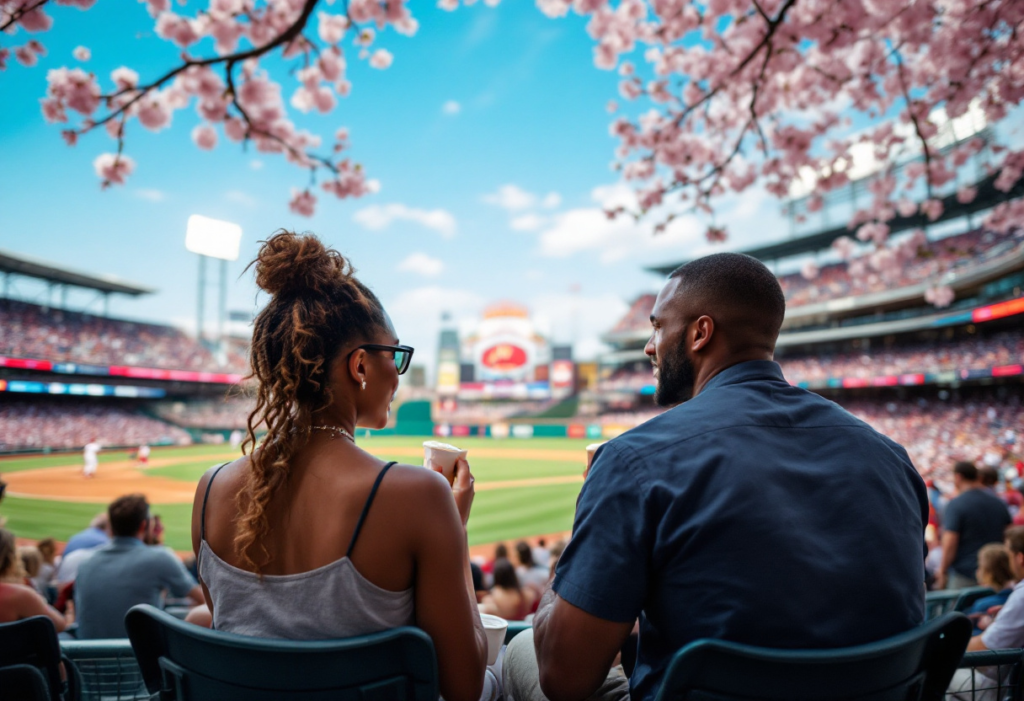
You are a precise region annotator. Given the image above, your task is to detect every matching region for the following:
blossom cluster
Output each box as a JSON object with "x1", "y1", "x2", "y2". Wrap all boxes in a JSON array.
[{"x1": 2, "y1": 0, "x2": 415, "y2": 215}]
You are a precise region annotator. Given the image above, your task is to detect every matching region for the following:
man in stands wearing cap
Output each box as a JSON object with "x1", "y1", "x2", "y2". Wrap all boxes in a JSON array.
[{"x1": 504, "y1": 253, "x2": 927, "y2": 701}]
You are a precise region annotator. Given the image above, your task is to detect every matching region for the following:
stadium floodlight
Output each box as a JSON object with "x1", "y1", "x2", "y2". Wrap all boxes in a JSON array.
[{"x1": 185, "y1": 215, "x2": 242, "y2": 261}]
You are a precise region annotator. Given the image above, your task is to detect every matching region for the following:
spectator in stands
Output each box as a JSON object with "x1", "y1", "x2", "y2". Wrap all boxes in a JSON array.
[
  {"x1": 532, "y1": 538, "x2": 551, "y2": 570},
  {"x1": 937, "y1": 461, "x2": 1011, "y2": 590},
  {"x1": 480, "y1": 558, "x2": 535, "y2": 621},
  {"x1": 950, "y1": 527, "x2": 1024, "y2": 699},
  {"x1": 965, "y1": 543, "x2": 1016, "y2": 634},
  {"x1": 483, "y1": 543, "x2": 508, "y2": 580},
  {"x1": 34, "y1": 538, "x2": 57, "y2": 594},
  {"x1": 0, "y1": 529, "x2": 67, "y2": 630},
  {"x1": 63, "y1": 512, "x2": 110, "y2": 557},
  {"x1": 980, "y1": 465, "x2": 1001, "y2": 493},
  {"x1": 75, "y1": 494, "x2": 203, "y2": 639},
  {"x1": 515, "y1": 541, "x2": 549, "y2": 594},
  {"x1": 18, "y1": 546, "x2": 41, "y2": 588},
  {"x1": 192, "y1": 232, "x2": 489, "y2": 701},
  {"x1": 507, "y1": 253, "x2": 928, "y2": 701}
]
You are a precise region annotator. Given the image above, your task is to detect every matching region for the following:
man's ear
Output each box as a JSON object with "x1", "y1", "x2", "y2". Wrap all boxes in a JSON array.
[{"x1": 691, "y1": 315, "x2": 715, "y2": 352}]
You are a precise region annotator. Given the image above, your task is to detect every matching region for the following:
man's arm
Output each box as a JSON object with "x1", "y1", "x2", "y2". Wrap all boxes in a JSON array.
[
  {"x1": 936, "y1": 530, "x2": 959, "y2": 590},
  {"x1": 967, "y1": 634, "x2": 989, "y2": 652},
  {"x1": 533, "y1": 587, "x2": 634, "y2": 701}
]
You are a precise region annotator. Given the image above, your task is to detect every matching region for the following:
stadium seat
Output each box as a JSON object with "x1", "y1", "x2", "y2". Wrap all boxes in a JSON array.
[
  {"x1": 0, "y1": 616, "x2": 67, "y2": 701},
  {"x1": 505, "y1": 620, "x2": 532, "y2": 645},
  {"x1": 925, "y1": 590, "x2": 962, "y2": 620},
  {"x1": 125, "y1": 604, "x2": 438, "y2": 701},
  {"x1": 955, "y1": 587, "x2": 998, "y2": 613},
  {"x1": 651, "y1": 612, "x2": 972, "y2": 701},
  {"x1": 0, "y1": 664, "x2": 52, "y2": 701}
]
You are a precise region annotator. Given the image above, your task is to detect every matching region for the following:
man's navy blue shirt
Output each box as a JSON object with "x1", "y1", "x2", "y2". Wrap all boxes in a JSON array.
[{"x1": 552, "y1": 361, "x2": 927, "y2": 701}]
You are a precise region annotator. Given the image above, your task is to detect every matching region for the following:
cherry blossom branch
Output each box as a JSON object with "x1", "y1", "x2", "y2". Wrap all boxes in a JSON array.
[{"x1": 0, "y1": 0, "x2": 48, "y2": 33}]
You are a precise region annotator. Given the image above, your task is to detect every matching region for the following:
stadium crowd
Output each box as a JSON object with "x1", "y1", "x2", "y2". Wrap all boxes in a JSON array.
[
  {"x1": 0, "y1": 401, "x2": 191, "y2": 450},
  {"x1": 153, "y1": 397, "x2": 255, "y2": 429},
  {"x1": 0, "y1": 300, "x2": 247, "y2": 373},
  {"x1": 779, "y1": 228, "x2": 1024, "y2": 307}
]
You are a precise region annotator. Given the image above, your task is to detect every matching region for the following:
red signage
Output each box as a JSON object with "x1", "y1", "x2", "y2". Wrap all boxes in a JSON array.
[
  {"x1": 973, "y1": 297, "x2": 1024, "y2": 323},
  {"x1": 481, "y1": 344, "x2": 528, "y2": 371}
]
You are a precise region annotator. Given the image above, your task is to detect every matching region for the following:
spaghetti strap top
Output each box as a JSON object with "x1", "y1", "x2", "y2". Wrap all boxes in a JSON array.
[{"x1": 199, "y1": 461, "x2": 415, "y2": 640}]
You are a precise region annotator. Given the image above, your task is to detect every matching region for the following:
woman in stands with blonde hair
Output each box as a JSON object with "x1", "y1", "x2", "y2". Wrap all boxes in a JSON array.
[
  {"x1": 0, "y1": 529, "x2": 67, "y2": 630},
  {"x1": 193, "y1": 231, "x2": 488, "y2": 701}
]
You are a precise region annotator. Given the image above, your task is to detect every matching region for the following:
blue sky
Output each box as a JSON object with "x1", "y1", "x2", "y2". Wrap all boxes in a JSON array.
[{"x1": 0, "y1": 0, "x2": 788, "y2": 372}]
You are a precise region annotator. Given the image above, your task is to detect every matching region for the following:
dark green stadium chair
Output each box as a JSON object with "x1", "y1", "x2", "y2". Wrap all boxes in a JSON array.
[
  {"x1": 652, "y1": 612, "x2": 972, "y2": 701},
  {"x1": 954, "y1": 586, "x2": 997, "y2": 613},
  {"x1": 0, "y1": 663, "x2": 52, "y2": 701},
  {"x1": 125, "y1": 604, "x2": 438, "y2": 701},
  {"x1": 925, "y1": 590, "x2": 961, "y2": 620},
  {"x1": 505, "y1": 620, "x2": 532, "y2": 645},
  {"x1": 0, "y1": 616, "x2": 67, "y2": 701}
]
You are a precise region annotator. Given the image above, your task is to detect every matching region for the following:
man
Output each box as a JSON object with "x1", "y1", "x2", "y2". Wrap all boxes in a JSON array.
[
  {"x1": 948, "y1": 526, "x2": 1024, "y2": 700},
  {"x1": 63, "y1": 513, "x2": 110, "y2": 557},
  {"x1": 505, "y1": 253, "x2": 928, "y2": 701},
  {"x1": 82, "y1": 438, "x2": 100, "y2": 478},
  {"x1": 75, "y1": 493, "x2": 203, "y2": 639},
  {"x1": 937, "y1": 461, "x2": 1010, "y2": 590}
]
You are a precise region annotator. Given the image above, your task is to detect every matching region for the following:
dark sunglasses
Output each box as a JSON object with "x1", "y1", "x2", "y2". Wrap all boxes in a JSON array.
[{"x1": 351, "y1": 344, "x2": 415, "y2": 375}]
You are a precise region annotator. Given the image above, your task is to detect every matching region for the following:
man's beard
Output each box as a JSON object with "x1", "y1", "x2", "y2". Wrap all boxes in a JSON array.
[{"x1": 654, "y1": 345, "x2": 695, "y2": 407}]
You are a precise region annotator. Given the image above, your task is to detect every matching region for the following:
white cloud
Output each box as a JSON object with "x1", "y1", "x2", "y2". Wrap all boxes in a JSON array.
[
  {"x1": 135, "y1": 188, "x2": 166, "y2": 202},
  {"x1": 249, "y1": 159, "x2": 264, "y2": 170},
  {"x1": 541, "y1": 192, "x2": 562, "y2": 209},
  {"x1": 224, "y1": 190, "x2": 258, "y2": 207},
  {"x1": 509, "y1": 213, "x2": 548, "y2": 232},
  {"x1": 482, "y1": 184, "x2": 537, "y2": 211},
  {"x1": 442, "y1": 100, "x2": 461, "y2": 115},
  {"x1": 353, "y1": 203, "x2": 457, "y2": 238},
  {"x1": 530, "y1": 291, "x2": 630, "y2": 361},
  {"x1": 535, "y1": 183, "x2": 703, "y2": 264},
  {"x1": 397, "y1": 252, "x2": 444, "y2": 277},
  {"x1": 386, "y1": 286, "x2": 486, "y2": 380}
]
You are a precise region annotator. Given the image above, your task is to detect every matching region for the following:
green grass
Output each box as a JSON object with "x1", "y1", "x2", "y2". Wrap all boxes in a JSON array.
[{"x1": 0, "y1": 437, "x2": 588, "y2": 550}]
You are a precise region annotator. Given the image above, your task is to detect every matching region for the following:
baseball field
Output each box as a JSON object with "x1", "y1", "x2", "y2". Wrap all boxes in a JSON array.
[{"x1": 0, "y1": 437, "x2": 591, "y2": 553}]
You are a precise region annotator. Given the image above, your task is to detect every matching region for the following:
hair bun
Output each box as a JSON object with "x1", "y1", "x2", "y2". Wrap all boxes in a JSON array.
[{"x1": 254, "y1": 231, "x2": 350, "y2": 296}]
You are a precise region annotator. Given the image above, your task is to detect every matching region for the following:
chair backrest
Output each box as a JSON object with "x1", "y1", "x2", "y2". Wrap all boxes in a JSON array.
[
  {"x1": 0, "y1": 663, "x2": 52, "y2": 701},
  {"x1": 0, "y1": 616, "x2": 64, "y2": 701},
  {"x1": 954, "y1": 586, "x2": 997, "y2": 613},
  {"x1": 653, "y1": 612, "x2": 972, "y2": 701},
  {"x1": 125, "y1": 604, "x2": 438, "y2": 701},
  {"x1": 924, "y1": 590, "x2": 960, "y2": 620}
]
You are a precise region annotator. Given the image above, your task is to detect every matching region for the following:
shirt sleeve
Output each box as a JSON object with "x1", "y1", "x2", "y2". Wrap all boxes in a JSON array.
[
  {"x1": 944, "y1": 497, "x2": 963, "y2": 534},
  {"x1": 552, "y1": 442, "x2": 649, "y2": 623},
  {"x1": 155, "y1": 548, "x2": 198, "y2": 598},
  {"x1": 982, "y1": 588, "x2": 1024, "y2": 650}
]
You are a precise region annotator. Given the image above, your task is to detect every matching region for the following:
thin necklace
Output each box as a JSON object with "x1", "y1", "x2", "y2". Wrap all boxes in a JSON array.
[{"x1": 310, "y1": 425, "x2": 355, "y2": 442}]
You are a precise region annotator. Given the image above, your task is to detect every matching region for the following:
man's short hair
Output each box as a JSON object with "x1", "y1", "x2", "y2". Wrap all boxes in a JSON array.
[
  {"x1": 108, "y1": 494, "x2": 150, "y2": 537},
  {"x1": 979, "y1": 465, "x2": 1000, "y2": 488},
  {"x1": 953, "y1": 461, "x2": 979, "y2": 482},
  {"x1": 668, "y1": 253, "x2": 786, "y2": 345},
  {"x1": 1005, "y1": 526, "x2": 1024, "y2": 556}
]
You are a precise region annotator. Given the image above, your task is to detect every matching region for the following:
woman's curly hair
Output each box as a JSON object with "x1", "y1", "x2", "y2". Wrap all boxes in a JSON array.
[{"x1": 237, "y1": 230, "x2": 388, "y2": 573}]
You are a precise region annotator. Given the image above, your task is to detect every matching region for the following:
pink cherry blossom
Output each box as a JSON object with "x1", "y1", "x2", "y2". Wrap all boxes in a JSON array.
[
  {"x1": 41, "y1": 97, "x2": 67, "y2": 123},
  {"x1": 956, "y1": 186, "x2": 977, "y2": 204},
  {"x1": 920, "y1": 199, "x2": 943, "y2": 222},
  {"x1": 111, "y1": 67, "x2": 139, "y2": 90},
  {"x1": 289, "y1": 189, "x2": 317, "y2": 216},
  {"x1": 606, "y1": 100, "x2": 618, "y2": 113},
  {"x1": 92, "y1": 153, "x2": 135, "y2": 185},
  {"x1": 369, "y1": 49, "x2": 393, "y2": 70},
  {"x1": 135, "y1": 93, "x2": 173, "y2": 131},
  {"x1": 800, "y1": 261, "x2": 819, "y2": 280},
  {"x1": 856, "y1": 222, "x2": 890, "y2": 246},
  {"x1": 318, "y1": 12, "x2": 349, "y2": 44},
  {"x1": 705, "y1": 226, "x2": 727, "y2": 243},
  {"x1": 191, "y1": 124, "x2": 217, "y2": 150},
  {"x1": 924, "y1": 285, "x2": 954, "y2": 308},
  {"x1": 73, "y1": 46, "x2": 91, "y2": 61},
  {"x1": 15, "y1": 46, "x2": 38, "y2": 67},
  {"x1": 223, "y1": 117, "x2": 247, "y2": 142},
  {"x1": 831, "y1": 236, "x2": 857, "y2": 261},
  {"x1": 46, "y1": 67, "x2": 100, "y2": 115},
  {"x1": 155, "y1": 12, "x2": 201, "y2": 47},
  {"x1": 18, "y1": 7, "x2": 53, "y2": 32}
]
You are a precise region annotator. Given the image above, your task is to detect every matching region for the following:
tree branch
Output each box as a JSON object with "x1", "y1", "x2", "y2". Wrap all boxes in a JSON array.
[{"x1": 0, "y1": 0, "x2": 49, "y2": 33}]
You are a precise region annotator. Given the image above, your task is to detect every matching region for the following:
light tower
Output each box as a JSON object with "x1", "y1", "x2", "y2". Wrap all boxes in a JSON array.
[{"x1": 185, "y1": 215, "x2": 242, "y2": 361}]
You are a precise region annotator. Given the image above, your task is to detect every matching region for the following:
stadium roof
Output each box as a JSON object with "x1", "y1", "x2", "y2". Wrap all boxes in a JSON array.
[
  {"x1": 646, "y1": 172, "x2": 1024, "y2": 275},
  {"x1": 0, "y1": 248, "x2": 155, "y2": 296}
]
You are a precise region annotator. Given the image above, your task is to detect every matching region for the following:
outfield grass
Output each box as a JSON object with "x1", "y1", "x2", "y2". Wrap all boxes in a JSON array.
[{"x1": 0, "y1": 437, "x2": 588, "y2": 550}]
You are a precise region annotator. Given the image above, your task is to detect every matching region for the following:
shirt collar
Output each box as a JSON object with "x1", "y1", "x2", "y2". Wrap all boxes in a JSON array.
[
  {"x1": 110, "y1": 536, "x2": 144, "y2": 548},
  {"x1": 699, "y1": 360, "x2": 786, "y2": 395}
]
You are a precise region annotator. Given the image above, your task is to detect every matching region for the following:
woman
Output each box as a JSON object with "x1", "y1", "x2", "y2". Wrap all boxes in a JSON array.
[
  {"x1": 479, "y1": 558, "x2": 535, "y2": 621},
  {"x1": 192, "y1": 232, "x2": 487, "y2": 701},
  {"x1": 514, "y1": 540, "x2": 549, "y2": 595},
  {"x1": 0, "y1": 529, "x2": 67, "y2": 630},
  {"x1": 967, "y1": 543, "x2": 1017, "y2": 633}
]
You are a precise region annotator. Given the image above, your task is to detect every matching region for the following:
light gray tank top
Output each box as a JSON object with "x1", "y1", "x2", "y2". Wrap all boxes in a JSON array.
[{"x1": 198, "y1": 462, "x2": 415, "y2": 640}]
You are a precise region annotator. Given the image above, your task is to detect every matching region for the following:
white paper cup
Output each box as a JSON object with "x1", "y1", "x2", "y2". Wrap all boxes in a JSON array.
[
  {"x1": 423, "y1": 441, "x2": 468, "y2": 485},
  {"x1": 479, "y1": 613, "x2": 508, "y2": 666},
  {"x1": 586, "y1": 442, "x2": 606, "y2": 470}
]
